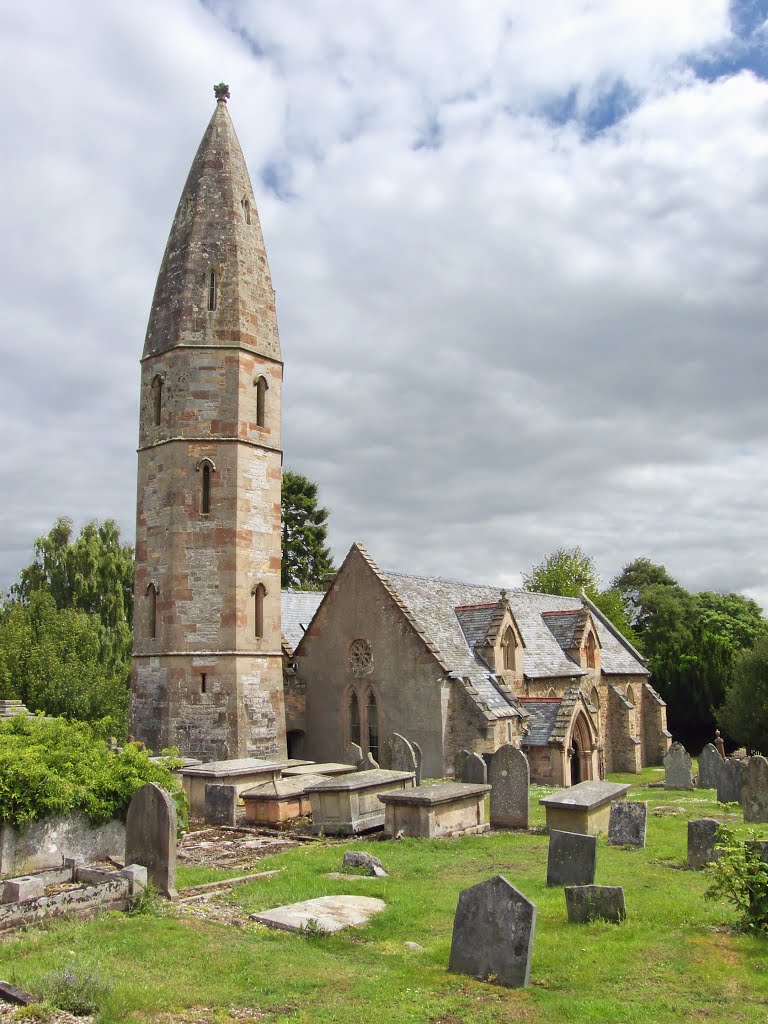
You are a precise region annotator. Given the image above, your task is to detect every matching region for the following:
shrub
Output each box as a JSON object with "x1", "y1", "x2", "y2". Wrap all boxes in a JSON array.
[
  {"x1": 705, "y1": 824, "x2": 768, "y2": 932},
  {"x1": 0, "y1": 715, "x2": 186, "y2": 829},
  {"x1": 36, "y1": 961, "x2": 110, "y2": 1016}
]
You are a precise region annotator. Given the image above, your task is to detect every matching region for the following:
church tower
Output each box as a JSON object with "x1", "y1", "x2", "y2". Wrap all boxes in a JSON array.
[{"x1": 130, "y1": 85, "x2": 285, "y2": 761}]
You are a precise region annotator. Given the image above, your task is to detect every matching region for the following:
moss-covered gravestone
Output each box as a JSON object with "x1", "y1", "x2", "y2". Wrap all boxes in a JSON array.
[{"x1": 125, "y1": 782, "x2": 178, "y2": 900}]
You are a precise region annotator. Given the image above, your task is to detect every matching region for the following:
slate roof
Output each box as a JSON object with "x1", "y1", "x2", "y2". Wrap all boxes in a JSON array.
[
  {"x1": 281, "y1": 590, "x2": 324, "y2": 655},
  {"x1": 455, "y1": 605, "x2": 497, "y2": 648},
  {"x1": 518, "y1": 700, "x2": 561, "y2": 746},
  {"x1": 541, "y1": 610, "x2": 585, "y2": 651}
]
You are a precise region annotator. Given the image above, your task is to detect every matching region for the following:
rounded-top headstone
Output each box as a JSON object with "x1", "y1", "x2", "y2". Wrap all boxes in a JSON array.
[
  {"x1": 664, "y1": 741, "x2": 693, "y2": 790},
  {"x1": 379, "y1": 733, "x2": 417, "y2": 776},
  {"x1": 697, "y1": 743, "x2": 723, "y2": 790},
  {"x1": 125, "y1": 782, "x2": 178, "y2": 900},
  {"x1": 489, "y1": 745, "x2": 529, "y2": 829},
  {"x1": 462, "y1": 751, "x2": 488, "y2": 785},
  {"x1": 741, "y1": 755, "x2": 768, "y2": 823}
]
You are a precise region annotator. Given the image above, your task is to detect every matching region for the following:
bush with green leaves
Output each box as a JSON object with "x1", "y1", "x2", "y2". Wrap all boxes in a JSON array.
[
  {"x1": 0, "y1": 714, "x2": 186, "y2": 829},
  {"x1": 705, "y1": 824, "x2": 768, "y2": 932}
]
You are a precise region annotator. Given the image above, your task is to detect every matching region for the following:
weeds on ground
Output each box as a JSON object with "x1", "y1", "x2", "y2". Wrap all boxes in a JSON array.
[
  {"x1": 705, "y1": 824, "x2": 768, "y2": 933},
  {"x1": 35, "y1": 960, "x2": 110, "y2": 1016},
  {"x1": 125, "y1": 880, "x2": 173, "y2": 918}
]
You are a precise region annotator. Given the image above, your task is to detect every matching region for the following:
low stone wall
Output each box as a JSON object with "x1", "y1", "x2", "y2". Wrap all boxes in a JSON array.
[{"x1": 0, "y1": 812, "x2": 126, "y2": 874}]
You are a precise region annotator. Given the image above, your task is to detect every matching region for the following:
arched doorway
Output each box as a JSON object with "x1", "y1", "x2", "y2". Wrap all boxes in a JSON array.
[{"x1": 568, "y1": 710, "x2": 596, "y2": 786}]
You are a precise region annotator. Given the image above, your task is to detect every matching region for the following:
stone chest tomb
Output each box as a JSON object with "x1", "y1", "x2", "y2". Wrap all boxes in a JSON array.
[
  {"x1": 378, "y1": 782, "x2": 490, "y2": 838},
  {"x1": 540, "y1": 780, "x2": 631, "y2": 835},
  {"x1": 306, "y1": 769, "x2": 415, "y2": 834}
]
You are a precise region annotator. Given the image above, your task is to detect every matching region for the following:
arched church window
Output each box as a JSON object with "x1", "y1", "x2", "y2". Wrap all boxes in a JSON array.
[
  {"x1": 147, "y1": 582, "x2": 158, "y2": 640},
  {"x1": 201, "y1": 463, "x2": 211, "y2": 514},
  {"x1": 151, "y1": 375, "x2": 163, "y2": 427},
  {"x1": 208, "y1": 269, "x2": 217, "y2": 311},
  {"x1": 255, "y1": 375, "x2": 268, "y2": 428},
  {"x1": 590, "y1": 686, "x2": 600, "y2": 711},
  {"x1": 585, "y1": 631, "x2": 596, "y2": 669},
  {"x1": 253, "y1": 583, "x2": 266, "y2": 639},
  {"x1": 502, "y1": 627, "x2": 517, "y2": 671},
  {"x1": 349, "y1": 690, "x2": 361, "y2": 748},
  {"x1": 626, "y1": 685, "x2": 634, "y2": 707},
  {"x1": 241, "y1": 197, "x2": 251, "y2": 224},
  {"x1": 367, "y1": 689, "x2": 379, "y2": 761}
]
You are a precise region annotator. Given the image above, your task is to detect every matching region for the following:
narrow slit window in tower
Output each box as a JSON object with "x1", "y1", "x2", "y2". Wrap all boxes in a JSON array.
[
  {"x1": 242, "y1": 197, "x2": 251, "y2": 224},
  {"x1": 152, "y1": 377, "x2": 162, "y2": 426},
  {"x1": 201, "y1": 463, "x2": 211, "y2": 514},
  {"x1": 255, "y1": 376, "x2": 267, "y2": 427},
  {"x1": 148, "y1": 584, "x2": 157, "y2": 640},
  {"x1": 367, "y1": 689, "x2": 378, "y2": 761},
  {"x1": 201, "y1": 673, "x2": 207, "y2": 694},
  {"x1": 254, "y1": 583, "x2": 266, "y2": 638},
  {"x1": 208, "y1": 269, "x2": 217, "y2": 311}
]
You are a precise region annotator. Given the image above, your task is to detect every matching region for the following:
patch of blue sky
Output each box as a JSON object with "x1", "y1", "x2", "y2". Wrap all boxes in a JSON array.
[
  {"x1": 536, "y1": 79, "x2": 638, "y2": 139},
  {"x1": 690, "y1": 1, "x2": 768, "y2": 81},
  {"x1": 260, "y1": 160, "x2": 295, "y2": 201},
  {"x1": 413, "y1": 114, "x2": 443, "y2": 151}
]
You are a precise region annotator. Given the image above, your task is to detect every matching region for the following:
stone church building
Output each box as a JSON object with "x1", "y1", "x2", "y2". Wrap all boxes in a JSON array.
[{"x1": 130, "y1": 88, "x2": 671, "y2": 784}]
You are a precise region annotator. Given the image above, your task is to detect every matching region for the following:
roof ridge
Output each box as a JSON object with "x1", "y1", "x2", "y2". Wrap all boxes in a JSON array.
[{"x1": 385, "y1": 567, "x2": 528, "y2": 592}]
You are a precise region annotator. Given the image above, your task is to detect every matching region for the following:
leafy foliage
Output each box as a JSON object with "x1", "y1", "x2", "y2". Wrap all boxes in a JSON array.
[
  {"x1": 0, "y1": 715, "x2": 185, "y2": 829},
  {"x1": 705, "y1": 824, "x2": 768, "y2": 932},
  {"x1": 718, "y1": 635, "x2": 768, "y2": 752},
  {"x1": 281, "y1": 470, "x2": 334, "y2": 589},
  {"x1": 0, "y1": 518, "x2": 134, "y2": 737},
  {"x1": 36, "y1": 960, "x2": 110, "y2": 1015}
]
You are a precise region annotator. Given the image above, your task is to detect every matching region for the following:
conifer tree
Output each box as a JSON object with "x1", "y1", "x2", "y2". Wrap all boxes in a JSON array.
[{"x1": 281, "y1": 470, "x2": 334, "y2": 589}]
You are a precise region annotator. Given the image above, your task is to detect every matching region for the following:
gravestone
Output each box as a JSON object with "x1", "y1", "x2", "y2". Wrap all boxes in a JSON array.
[
  {"x1": 714, "y1": 729, "x2": 726, "y2": 758},
  {"x1": 489, "y1": 745, "x2": 529, "y2": 829},
  {"x1": 688, "y1": 818, "x2": 723, "y2": 870},
  {"x1": 356, "y1": 751, "x2": 380, "y2": 771},
  {"x1": 741, "y1": 755, "x2": 768, "y2": 823},
  {"x1": 448, "y1": 875, "x2": 535, "y2": 988},
  {"x1": 565, "y1": 885, "x2": 626, "y2": 924},
  {"x1": 547, "y1": 830, "x2": 597, "y2": 887},
  {"x1": 380, "y1": 733, "x2": 418, "y2": 776},
  {"x1": 412, "y1": 741, "x2": 423, "y2": 785},
  {"x1": 462, "y1": 752, "x2": 488, "y2": 785},
  {"x1": 717, "y1": 756, "x2": 746, "y2": 804},
  {"x1": 454, "y1": 749, "x2": 471, "y2": 781},
  {"x1": 664, "y1": 741, "x2": 693, "y2": 790},
  {"x1": 125, "y1": 782, "x2": 178, "y2": 900},
  {"x1": 204, "y1": 783, "x2": 237, "y2": 826},
  {"x1": 697, "y1": 743, "x2": 723, "y2": 790},
  {"x1": 344, "y1": 742, "x2": 363, "y2": 765},
  {"x1": 607, "y1": 801, "x2": 647, "y2": 847}
]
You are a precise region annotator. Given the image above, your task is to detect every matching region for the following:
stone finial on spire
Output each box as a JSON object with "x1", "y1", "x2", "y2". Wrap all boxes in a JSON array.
[{"x1": 214, "y1": 82, "x2": 230, "y2": 103}]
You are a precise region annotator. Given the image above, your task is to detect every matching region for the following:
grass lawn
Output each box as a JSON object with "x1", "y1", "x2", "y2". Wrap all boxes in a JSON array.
[{"x1": 2, "y1": 767, "x2": 768, "y2": 1023}]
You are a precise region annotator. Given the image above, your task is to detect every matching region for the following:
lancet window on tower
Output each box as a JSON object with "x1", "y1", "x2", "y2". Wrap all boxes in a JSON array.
[
  {"x1": 196, "y1": 458, "x2": 215, "y2": 515},
  {"x1": 253, "y1": 583, "x2": 266, "y2": 638},
  {"x1": 241, "y1": 197, "x2": 251, "y2": 224},
  {"x1": 151, "y1": 375, "x2": 163, "y2": 427},
  {"x1": 208, "y1": 269, "x2": 218, "y2": 311},
  {"x1": 255, "y1": 375, "x2": 268, "y2": 427},
  {"x1": 146, "y1": 582, "x2": 158, "y2": 640}
]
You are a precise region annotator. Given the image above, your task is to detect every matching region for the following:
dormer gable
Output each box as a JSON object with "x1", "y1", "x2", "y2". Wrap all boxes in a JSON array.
[
  {"x1": 455, "y1": 591, "x2": 526, "y2": 679},
  {"x1": 541, "y1": 607, "x2": 601, "y2": 673}
]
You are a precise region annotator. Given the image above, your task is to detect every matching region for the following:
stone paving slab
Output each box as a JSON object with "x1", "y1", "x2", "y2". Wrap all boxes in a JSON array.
[{"x1": 250, "y1": 894, "x2": 386, "y2": 933}]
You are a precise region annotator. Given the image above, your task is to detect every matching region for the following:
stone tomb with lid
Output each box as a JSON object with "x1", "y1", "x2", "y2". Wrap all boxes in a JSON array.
[
  {"x1": 181, "y1": 758, "x2": 286, "y2": 815},
  {"x1": 282, "y1": 762, "x2": 357, "y2": 779},
  {"x1": 539, "y1": 780, "x2": 631, "y2": 835},
  {"x1": 306, "y1": 770, "x2": 415, "y2": 834},
  {"x1": 242, "y1": 774, "x2": 329, "y2": 825},
  {"x1": 378, "y1": 782, "x2": 491, "y2": 838}
]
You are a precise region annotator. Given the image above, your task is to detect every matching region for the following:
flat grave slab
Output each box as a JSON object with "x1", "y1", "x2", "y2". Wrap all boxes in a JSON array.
[
  {"x1": 306, "y1": 769, "x2": 415, "y2": 834},
  {"x1": 282, "y1": 762, "x2": 357, "y2": 778},
  {"x1": 378, "y1": 782, "x2": 490, "y2": 838},
  {"x1": 181, "y1": 758, "x2": 283, "y2": 815},
  {"x1": 540, "y1": 780, "x2": 631, "y2": 835},
  {"x1": 251, "y1": 894, "x2": 386, "y2": 933}
]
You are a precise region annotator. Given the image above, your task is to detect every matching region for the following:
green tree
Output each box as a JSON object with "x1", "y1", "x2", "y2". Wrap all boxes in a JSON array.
[
  {"x1": 523, "y1": 546, "x2": 637, "y2": 645},
  {"x1": 281, "y1": 470, "x2": 334, "y2": 589},
  {"x1": 718, "y1": 635, "x2": 768, "y2": 752}
]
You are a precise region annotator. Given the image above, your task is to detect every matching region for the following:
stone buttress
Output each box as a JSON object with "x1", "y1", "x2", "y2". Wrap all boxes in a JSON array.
[{"x1": 130, "y1": 85, "x2": 285, "y2": 760}]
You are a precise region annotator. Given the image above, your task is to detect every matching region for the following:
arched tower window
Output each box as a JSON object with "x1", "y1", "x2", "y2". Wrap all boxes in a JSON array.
[
  {"x1": 208, "y1": 269, "x2": 217, "y2": 311},
  {"x1": 255, "y1": 375, "x2": 268, "y2": 428},
  {"x1": 366, "y1": 689, "x2": 379, "y2": 760},
  {"x1": 502, "y1": 627, "x2": 517, "y2": 671},
  {"x1": 349, "y1": 689, "x2": 361, "y2": 748},
  {"x1": 585, "y1": 631, "x2": 596, "y2": 669},
  {"x1": 151, "y1": 375, "x2": 163, "y2": 427},
  {"x1": 146, "y1": 582, "x2": 158, "y2": 640},
  {"x1": 201, "y1": 463, "x2": 211, "y2": 514},
  {"x1": 241, "y1": 197, "x2": 251, "y2": 224},
  {"x1": 253, "y1": 583, "x2": 266, "y2": 639}
]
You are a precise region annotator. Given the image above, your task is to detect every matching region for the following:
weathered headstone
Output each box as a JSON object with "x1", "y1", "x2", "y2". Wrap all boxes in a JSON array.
[
  {"x1": 717, "y1": 756, "x2": 746, "y2": 804},
  {"x1": 342, "y1": 851, "x2": 388, "y2": 877},
  {"x1": 379, "y1": 733, "x2": 418, "y2": 776},
  {"x1": 741, "y1": 755, "x2": 768, "y2": 823},
  {"x1": 204, "y1": 783, "x2": 238, "y2": 826},
  {"x1": 664, "y1": 741, "x2": 693, "y2": 790},
  {"x1": 489, "y1": 745, "x2": 529, "y2": 829},
  {"x1": 125, "y1": 782, "x2": 178, "y2": 900},
  {"x1": 697, "y1": 743, "x2": 723, "y2": 790},
  {"x1": 454, "y1": 749, "x2": 471, "y2": 781},
  {"x1": 547, "y1": 830, "x2": 597, "y2": 887},
  {"x1": 462, "y1": 751, "x2": 488, "y2": 785},
  {"x1": 565, "y1": 885, "x2": 626, "y2": 924},
  {"x1": 607, "y1": 801, "x2": 647, "y2": 847},
  {"x1": 448, "y1": 875, "x2": 536, "y2": 988},
  {"x1": 344, "y1": 742, "x2": 363, "y2": 765},
  {"x1": 412, "y1": 740, "x2": 423, "y2": 785},
  {"x1": 687, "y1": 818, "x2": 723, "y2": 869},
  {"x1": 356, "y1": 751, "x2": 380, "y2": 771}
]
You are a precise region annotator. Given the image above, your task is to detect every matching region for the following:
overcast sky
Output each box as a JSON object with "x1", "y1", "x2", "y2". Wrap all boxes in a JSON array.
[{"x1": 1, "y1": 0, "x2": 767, "y2": 610}]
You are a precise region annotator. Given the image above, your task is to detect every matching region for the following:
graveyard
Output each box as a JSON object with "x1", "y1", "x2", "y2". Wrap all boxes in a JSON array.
[{"x1": 1, "y1": 763, "x2": 768, "y2": 1024}]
